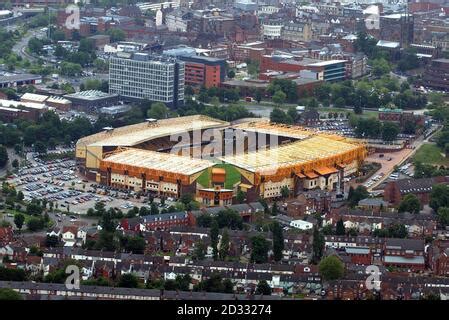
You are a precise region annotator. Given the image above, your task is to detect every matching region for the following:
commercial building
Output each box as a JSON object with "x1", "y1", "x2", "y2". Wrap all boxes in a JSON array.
[
  {"x1": 423, "y1": 58, "x2": 449, "y2": 91},
  {"x1": 0, "y1": 73, "x2": 42, "y2": 88},
  {"x1": 164, "y1": 48, "x2": 226, "y2": 88},
  {"x1": 109, "y1": 52, "x2": 185, "y2": 107},
  {"x1": 64, "y1": 90, "x2": 119, "y2": 111},
  {"x1": 0, "y1": 99, "x2": 49, "y2": 121},
  {"x1": 380, "y1": 13, "x2": 414, "y2": 48}
]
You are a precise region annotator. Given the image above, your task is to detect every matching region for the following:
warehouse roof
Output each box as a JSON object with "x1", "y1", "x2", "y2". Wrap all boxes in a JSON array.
[
  {"x1": 77, "y1": 115, "x2": 229, "y2": 147},
  {"x1": 220, "y1": 134, "x2": 363, "y2": 174},
  {"x1": 101, "y1": 148, "x2": 214, "y2": 176}
]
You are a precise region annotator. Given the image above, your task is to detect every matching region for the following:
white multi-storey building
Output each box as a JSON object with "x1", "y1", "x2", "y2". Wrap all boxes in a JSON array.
[{"x1": 109, "y1": 52, "x2": 185, "y2": 107}]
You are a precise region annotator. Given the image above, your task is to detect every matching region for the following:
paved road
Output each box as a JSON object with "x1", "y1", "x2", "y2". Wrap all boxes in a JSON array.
[
  {"x1": 12, "y1": 29, "x2": 46, "y2": 63},
  {"x1": 366, "y1": 126, "x2": 441, "y2": 192}
]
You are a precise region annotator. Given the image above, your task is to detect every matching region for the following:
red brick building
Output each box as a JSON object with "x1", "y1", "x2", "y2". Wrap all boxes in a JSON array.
[{"x1": 383, "y1": 176, "x2": 449, "y2": 206}]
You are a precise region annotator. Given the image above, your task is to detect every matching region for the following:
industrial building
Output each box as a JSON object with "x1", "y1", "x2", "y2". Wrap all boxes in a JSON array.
[
  {"x1": 109, "y1": 52, "x2": 185, "y2": 107},
  {"x1": 76, "y1": 116, "x2": 366, "y2": 202}
]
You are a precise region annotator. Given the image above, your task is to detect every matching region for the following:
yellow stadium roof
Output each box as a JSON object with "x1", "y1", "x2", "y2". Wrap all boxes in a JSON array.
[
  {"x1": 77, "y1": 115, "x2": 229, "y2": 147},
  {"x1": 220, "y1": 135, "x2": 364, "y2": 174},
  {"x1": 101, "y1": 148, "x2": 214, "y2": 176},
  {"x1": 231, "y1": 119, "x2": 314, "y2": 140}
]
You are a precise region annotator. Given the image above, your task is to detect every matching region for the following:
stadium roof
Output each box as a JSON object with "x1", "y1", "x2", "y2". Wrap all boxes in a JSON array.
[
  {"x1": 220, "y1": 134, "x2": 363, "y2": 174},
  {"x1": 78, "y1": 115, "x2": 229, "y2": 147},
  {"x1": 231, "y1": 120, "x2": 315, "y2": 140},
  {"x1": 102, "y1": 148, "x2": 214, "y2": 176}
]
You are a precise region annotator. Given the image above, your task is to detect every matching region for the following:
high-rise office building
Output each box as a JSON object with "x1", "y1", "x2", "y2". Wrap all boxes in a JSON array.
[{"x1": 109, "y1": 52, "x2": 185, "y2": 107}]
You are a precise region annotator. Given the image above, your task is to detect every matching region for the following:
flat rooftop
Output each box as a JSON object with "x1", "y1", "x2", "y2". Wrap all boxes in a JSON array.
[
  {"x1": 78, "y1": 115, "x2": 229, "y2": 147},
  {"x1": 102, "y1": 148, "x2": 214, "y2": 176},
  {"x1": 64, "y1": 90, "x2": 118, "y2": 101}
]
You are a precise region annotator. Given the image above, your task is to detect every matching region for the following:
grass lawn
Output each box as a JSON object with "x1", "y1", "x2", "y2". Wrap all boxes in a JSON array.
[
  {"x1": 196, "y1": 163, "x2": 241, "y2": 189},
  {"x1": 413, "y1": 143, "x2": 449, "y2": 166}
]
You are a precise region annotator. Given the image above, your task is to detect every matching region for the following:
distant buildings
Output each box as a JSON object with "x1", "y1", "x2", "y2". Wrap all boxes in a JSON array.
[
  {"x1": 423, "y1": 58, "x2": 449, "y2": 91},
  {"x1": 0, "y1": 73, "x2": 42, "y2": 89},
  {"x1": 109, "y1": 52, "x2": 185, "y2": 107},
  {"x1": 64, "y1": 90, "x2": 119, "y2": 111}
]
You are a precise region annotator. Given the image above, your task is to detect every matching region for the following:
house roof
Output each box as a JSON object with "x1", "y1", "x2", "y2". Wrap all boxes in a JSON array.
[
  {"x1": 385, "y1": 238, "x2": 424, "y2": 251},
  {"x1": 383, "y1": 255, "x2": 425, "y2": 265}
]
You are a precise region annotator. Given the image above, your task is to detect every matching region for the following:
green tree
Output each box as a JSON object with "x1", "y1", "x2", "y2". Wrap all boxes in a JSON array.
[
  {"x1": 210, "y1": 220, "x2": 219, "y2": 261},
  {"x1": 147, "y1": 102, "x2": 168, "y2": 119},
  {"x1": 271, "y1": 221, "x2": 284, "y2": 262},
  {"x1": 250, "y1": 235, "x2": 269, "y2": 263},
  {"x1": 13, "y1": 213, "x2": 25, "y2": 231},
  {"x1": 280, "y1": 185, "x2": 290, "y2": 198},
  {"x1": 381, "y1": 122, "x2": 400, "y2": 142},
  {"x1": 26, "y1": 217, "x2": 44, "y2": 231},
  {"x1": 398, "y1": 194, "x2": 421, "y2": 214},
  {"x1": 236, "y1": 189, "x2": 245, "y2": 203},
  {"x1": 336, "y1": 218, "x2": 345, "y2": 235},
  {"x1": 118, "y1": 273, "x2": 139, "y2": 288},
  {"x1": 437, "y1": 207, "x2": 449, "y2": 227},
  {"x1": 106, "y1": 28, "x2": 126, "y2": 42},
  {"x1": 0, "y1": 145, "x2": 8, "y2": 167},
  {"x1": 0, "y1": 288, "x2": 22, "y2": 300},
  {"x1": 319, "y1": 255, "x2": 345, "y2": 281},
  {"x1": 255, "y1": 280, "x2": 271, "y2": 295},
  {"x1": 430, "y1": 184, "x2": 449, "y2": 211},
  {"x1": 192, "y1": 240, "x2": 206, "y2": 261},
  {"x1": 227, "y1": 70, "x2": 235, "y2": 78},
  {"x1": 219, "y1": 228, "x2": 230, "y2": 261},
  {"x1": 272, "y1": 90, "x2": 286, "y2": 106}
]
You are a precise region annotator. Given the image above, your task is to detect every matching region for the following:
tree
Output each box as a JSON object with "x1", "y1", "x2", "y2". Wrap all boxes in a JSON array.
[
  {"x1": 124, "y1": 236, "x2": 146, "y2": 254},
  {"x1": 147, "y1": 203, "x2": 158, "y2": 215},
  {"x1": 0, "y1": 145, "x2": 7, "y2": 167},
  {"x1": 34, "y1": 141, "x2": 47, "y2": 154},
  {"x1": 60, "y1": 62, "x2": 82, "y2": 76},
  {"x1": 272, "y1": 90, "x2": 286, "y2": 106},
  {"x1": 147, "y1": 102, "x2": 168, "y2": 119},
  {"x1": 430, "y1": 184, "x2": 449, "y2": 211},
  {"x1": 271, "y1": 221, "x2": 284, "y2": 262},
  {"x1": 192, "y1": 240, "x2": 206, "y2": 261},
  {"x1": 255, "y1": 89, "x2": 263, "y2": 103},
  {"x1": 13, "y1": 213, "x2": 25, "y2": 231},
  {"x1": 118, "y1": 273, "x2": 139, "y2": 288},
  {"x1": 26, "y1": 217, "x2": 44, "y2": 231},
  {"x1": 46, "y1": 235, "x2": 59, "y2": 247},
  {"x1": 236, "y1": 189, "x2": 245, "y2": 203},
  {"x1": 280, "y1": 185, "x2": 290, "y2": 199},
  {"x1": 438, "y1": 207, "x2": 449, "y2": 227},
  {"x1": 210, "y1": 220, "x2": 219, "y2": 261},
  {"x1": 319, "y1": 255, "x2": 345, "y2": 281},
  {"x1": 347, "y1": 186, "x2": 369, "y2": 207},
  {"x1": 312, "y1": 227, "x2": 324, "y2": 262},
  {"x1": 271, "y1": 201, "x2": 279, "y2": 216},
  {"x1": 11, "y1": 159, "x2": 19, "y2": 168},
  {"x1": 0, "y1": 288, "x2": 22, "y2": 300},
  {"x1": 381, "y1": 122, "x2": 400, "y2": 142},
  {"x1": 219, "y1": 228, "x2": 230, "y2": 261},
  {"x1": 106, "y1": 28, "x2": 126, "y2": 42},
  {"x1": 336, "y1": 218, "x2": 345, "y2": 235},
  {"x1": 26, "y1": 202, "x2": 42, "y2": 216},
  {"x1": 371, "y1": 58, "x2": 391, "y2": 77},
  {"x1": 270, "y1": 107, "x2": 293, "y2": 124},
  {"x1": 16, "y1": 191, "x2": 24, "y2": 202},
  {"x1": 398, "y1": 194, "x2": 421, "y2": 214},
  {"x1": 255, "y1": 280, "x2": 271, "y2": 295},
  {"x1": 250, "y1": 235, "x2": 269, "y2": 263},
  {"x1": 227, "y1": 70, "x2": 235, "y2": 78},
  {"x1": 334, "y1": 97, "x2": 346, "y2": 108}
]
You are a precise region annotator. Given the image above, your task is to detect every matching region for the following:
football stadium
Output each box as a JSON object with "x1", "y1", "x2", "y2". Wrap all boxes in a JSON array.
[{"x1": 76, "y1": 115, "x2": 367, "y2": 203}]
